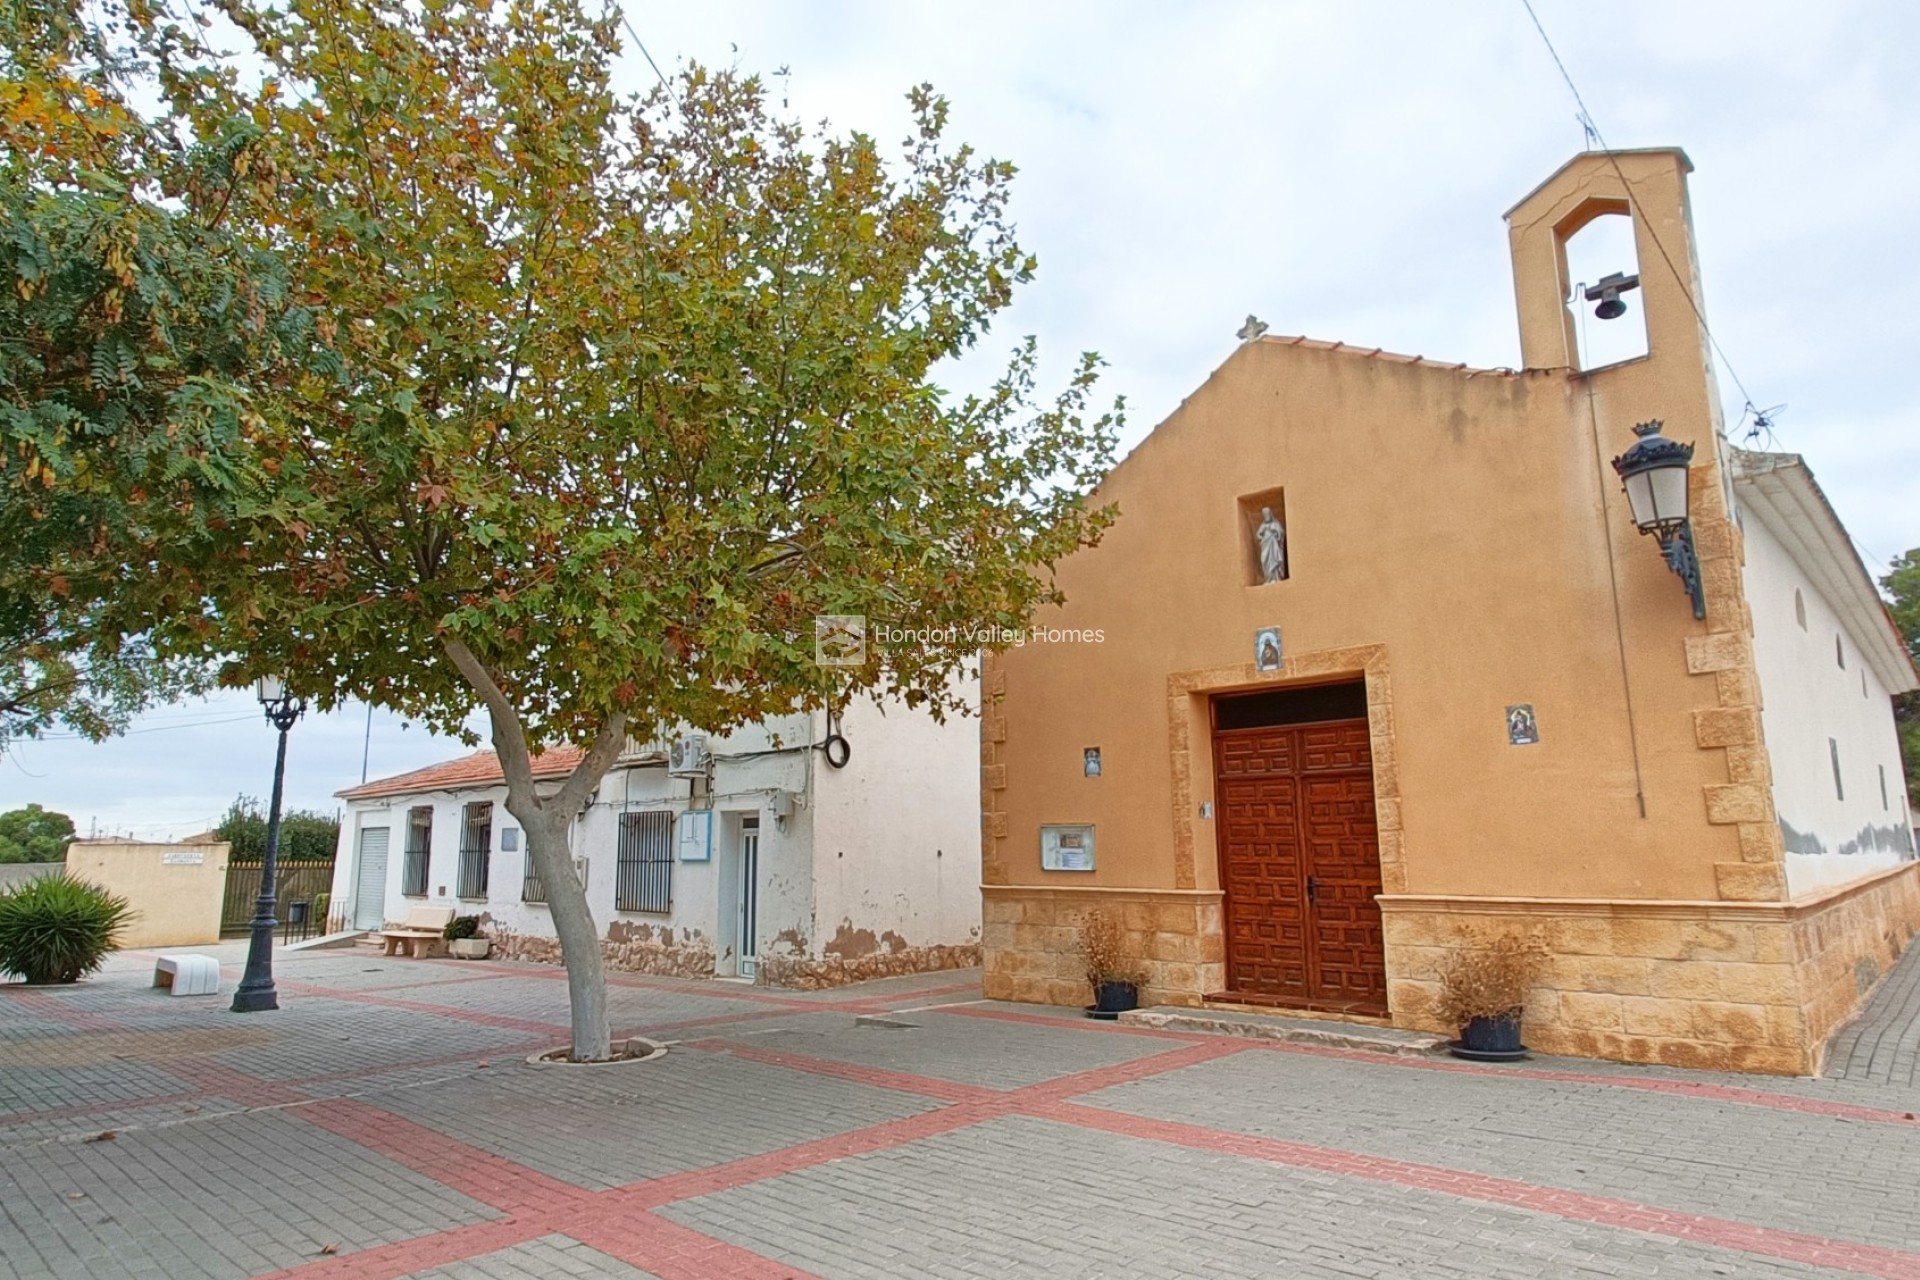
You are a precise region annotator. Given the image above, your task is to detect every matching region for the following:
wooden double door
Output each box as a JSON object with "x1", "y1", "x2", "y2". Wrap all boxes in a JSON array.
[{"x1": 1212, "y1": 714, "x2": 1386, "y2": 1011}]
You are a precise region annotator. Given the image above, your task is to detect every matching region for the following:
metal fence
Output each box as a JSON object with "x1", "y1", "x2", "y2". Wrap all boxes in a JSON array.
[
  {"x1": 221, "y1": 860, "x2": 336, "y2": 938},
  {"x1": 614, "y1": 811, "x2": 673, "y2": 913}
]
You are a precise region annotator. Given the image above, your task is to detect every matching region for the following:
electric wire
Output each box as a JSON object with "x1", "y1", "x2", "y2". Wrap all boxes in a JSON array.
[
  {"x1": 1517, "y1": 0, "x2": 1777, "y2": 442},
  {"x1": 620, "y1": 10, "x2": 671, "y2": 89}
]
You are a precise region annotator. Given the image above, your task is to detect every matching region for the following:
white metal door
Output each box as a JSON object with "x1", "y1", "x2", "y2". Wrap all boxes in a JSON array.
[
  {"x1": 738, "y1": 820, "x2": 759, "y2": 980},
  {"x1": 354, "y1": 827, "x2": 390, "y2": 930}
]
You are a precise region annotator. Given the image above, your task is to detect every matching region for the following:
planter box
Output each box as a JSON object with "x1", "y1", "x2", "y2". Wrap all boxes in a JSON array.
[{"x1": 447, "y1": 938, "x2": 491, "y2": 960}]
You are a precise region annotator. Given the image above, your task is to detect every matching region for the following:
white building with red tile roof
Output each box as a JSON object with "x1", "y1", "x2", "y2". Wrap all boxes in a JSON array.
[{"x1": 326, "y1": 694, "x2": 981, "y2": 988}]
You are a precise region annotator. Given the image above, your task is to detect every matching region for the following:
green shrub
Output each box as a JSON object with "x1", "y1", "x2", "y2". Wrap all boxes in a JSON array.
[
  {"x1": 443, "y1": 914, "x2": 482, "y2": 941},
  {"x1": 0, "y1": 875, "x2": 134, "y2": 984}
]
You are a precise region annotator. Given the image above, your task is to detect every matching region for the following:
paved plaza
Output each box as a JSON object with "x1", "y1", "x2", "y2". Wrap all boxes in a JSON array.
[{"x1": 4, "y1": 942, "x2": 1920, "y2": 1279}]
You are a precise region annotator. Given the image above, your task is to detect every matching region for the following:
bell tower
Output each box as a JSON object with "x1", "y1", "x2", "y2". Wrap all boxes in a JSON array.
[
  {"x1": 1504, "y1": 148, "x2": 1714, "y2": 377},
  {"x1": 1509, "y1": 150, "x2": 1783, "y2": 904}
]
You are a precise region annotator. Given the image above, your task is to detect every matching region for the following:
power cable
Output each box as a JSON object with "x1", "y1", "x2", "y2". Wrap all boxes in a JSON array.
[
  {"x1": 620, "y1": 9, "x2": 671, "y2": 89},
  {"x1": 1517, "y1": 0, "x2": 1777, "y2": 442}
]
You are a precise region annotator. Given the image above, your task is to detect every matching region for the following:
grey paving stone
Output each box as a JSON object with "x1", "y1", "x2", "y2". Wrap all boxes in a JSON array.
[
  {"x1": 660, "y1": 1115, "x2": 1852, "y2": 1280},
  {"x1": 358, "y1": 1047, "x2": 940, "y2": 1191},
  {"x1": 0, "y1": 1107, "x2": 500, "y2": 1280},
  {"x1": 1075, "y1": 1046, "x2": 1920, "y2": 1250},
  {"x1": 398, "y1": 1234, "x2": 664, "y2": 1280},
  {"x1": 698, "y1": 1005, "x2": 1179, "y2": 1091},
  {"x1": 1826, "y1": 934, "x2": 1920, "y2": 1086}
]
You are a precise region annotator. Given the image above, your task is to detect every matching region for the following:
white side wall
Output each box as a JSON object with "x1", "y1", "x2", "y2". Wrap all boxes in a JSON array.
[
  {"x1": 808, "y1": 678, "x2": 983, "y2": 957},
  {"x1": 1743, "y1": 513, "x2": 1916, "y2": 895}
]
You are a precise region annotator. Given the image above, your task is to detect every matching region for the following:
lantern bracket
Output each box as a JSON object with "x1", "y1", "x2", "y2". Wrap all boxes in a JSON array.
[{"x1": 1658, "y1": 521, "x2": 1706, "y2": 620}]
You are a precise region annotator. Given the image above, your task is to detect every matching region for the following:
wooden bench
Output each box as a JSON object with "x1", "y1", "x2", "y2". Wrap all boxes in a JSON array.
[{"x1": 381, "y1": 905, "x2": 456, "y2": 958}]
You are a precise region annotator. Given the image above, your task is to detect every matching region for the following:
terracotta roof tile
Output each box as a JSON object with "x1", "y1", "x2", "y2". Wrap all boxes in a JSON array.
[
  {"x1": 337, "y1": 746, "x2": 586, "y2": 802},
  {"x1": 1259, "y1": 334, "x2": 1511, "y2": 376}
]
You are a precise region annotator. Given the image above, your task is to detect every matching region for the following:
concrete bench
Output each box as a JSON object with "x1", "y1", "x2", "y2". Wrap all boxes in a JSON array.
[
  {"x1": 152, "y1": 954, "x2": 220, "y2": 996},
  {"x1": 381, "y1": 905, "x2": 455, "y2": 959}
]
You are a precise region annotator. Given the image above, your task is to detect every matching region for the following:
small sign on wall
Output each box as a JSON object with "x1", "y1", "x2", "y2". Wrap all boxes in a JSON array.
[
  {"x1": 1506, "y1": 704, "x2": 1540, "y2": 746},
  {"x1": 1041, "y1": 824, "x2": 1096, "y2": 872},
  {"x1": 161, "y1": 851, "x2": 205, "y2": 866},
  {"x1": 677, "y1": 809, "x2": 713, "y2": 862}
]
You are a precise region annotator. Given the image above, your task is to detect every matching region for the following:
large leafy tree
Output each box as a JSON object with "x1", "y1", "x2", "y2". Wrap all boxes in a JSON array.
[
  {"x1": 0, "y1": 804, "x2": 76, "y2": 863},
  {"x1": 0, "y1": 1, "x2": 299, "y2": 751},
  {"x1": 163, "y1": 0, "x2": 1119, "y2": 1058},
  {"x1": 1885, "y1": 549, "x2": 1920, "y2": 809}
]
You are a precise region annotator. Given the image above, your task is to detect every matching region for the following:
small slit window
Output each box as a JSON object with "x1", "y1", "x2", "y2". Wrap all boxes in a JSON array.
[
  {"x1": 1882, "y1": 765, "x2": 1890, "y2": 811},
  {"x1": 1829, "y1": 739, "x2": 1844, "y2": 802},
  {"x1": 1794, "y1": 589, "x2": 1806, "y2": 629},
  {"x1": 1836, "y1": 636, "x2": 1845, "y2": 669}
]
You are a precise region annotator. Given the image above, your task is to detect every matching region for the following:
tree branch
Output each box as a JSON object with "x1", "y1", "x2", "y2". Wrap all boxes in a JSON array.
[
  {"x1": 553, "y1": 710, "x2": 629, "y2": 818},
  {"x1": 440, "y1": 632, "x2": 536, "y2": 795}
]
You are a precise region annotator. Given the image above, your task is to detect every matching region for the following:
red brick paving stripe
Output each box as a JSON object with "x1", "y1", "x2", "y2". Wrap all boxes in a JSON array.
[
  {"x1": 304, "y1": 1097, "x2": 595, "y2": 1216},
  {"x1": 683, "y1": 1037, "x2": 999, "y2": 1103},
  {"x1": 612, "y1": 1099, "x2": 1006, "y2": 1212},
  {"x1": 566, "y1": 1212, "x2": 825, "y2": 1280},
  {"x1": 1036, "y1": 1100, "x2": 1920, "y2": 1280}
]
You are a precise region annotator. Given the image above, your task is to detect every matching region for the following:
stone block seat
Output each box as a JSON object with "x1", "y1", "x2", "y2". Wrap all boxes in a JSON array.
[{"x1": 152, "y1": 954, "x2": 220, "y2": 996}]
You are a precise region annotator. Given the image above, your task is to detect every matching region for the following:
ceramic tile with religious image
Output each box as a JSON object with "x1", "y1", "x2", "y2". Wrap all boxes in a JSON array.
[
  {"x1": 1041, "y1": 823, "x2": 1096, "y2": 872},
  {"x1": 1083, "y1": 747, "x2": 1102, "y2": 777},
  {"x1": 1506, "y1": 704, "x2": 1540, "y2": 745},
  {"x1": 1254, "y1": 626, "x2": 1282, "y2": 672}
]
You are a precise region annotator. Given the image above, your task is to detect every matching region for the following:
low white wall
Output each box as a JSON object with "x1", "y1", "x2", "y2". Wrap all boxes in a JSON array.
[{"x1": 1743, "y1": 514, "x2": 1916, "y2": 895}]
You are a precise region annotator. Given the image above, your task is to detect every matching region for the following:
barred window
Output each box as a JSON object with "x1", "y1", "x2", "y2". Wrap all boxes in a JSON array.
[
  {"x1": 402, "y1": 807, "x2": 432, "y2": 897},
  {"x1": 615, "y1": 811, "x2": 674, "y2": 913},
  {"x1": 457, "y1": 801, "x2": 492, "y2": 899}
]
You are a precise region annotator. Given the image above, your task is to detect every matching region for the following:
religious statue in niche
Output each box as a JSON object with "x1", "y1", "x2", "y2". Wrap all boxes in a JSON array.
[
  {"x1": 1506, "y1": 704, "x2": 1540, "y2": 746},
  {"x1": 1255, "y1": 506, "x2": 1287, "y2": 583}
]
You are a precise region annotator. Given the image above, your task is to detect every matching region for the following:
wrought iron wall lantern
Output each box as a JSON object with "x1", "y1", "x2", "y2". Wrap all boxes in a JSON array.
[{"x1": 1611, "y1": 420, "x2": 1705, "y2": 620}]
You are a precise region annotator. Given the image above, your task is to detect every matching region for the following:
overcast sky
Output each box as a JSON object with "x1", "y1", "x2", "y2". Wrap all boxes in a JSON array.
[{"x1": 6, "y1": 0, "x2": 1916, "y2": 840}]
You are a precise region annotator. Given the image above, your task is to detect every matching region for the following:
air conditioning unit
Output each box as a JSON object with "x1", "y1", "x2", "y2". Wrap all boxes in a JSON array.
[{"x1": 668, "y1": 734, "x2": 712, "y2": 777}]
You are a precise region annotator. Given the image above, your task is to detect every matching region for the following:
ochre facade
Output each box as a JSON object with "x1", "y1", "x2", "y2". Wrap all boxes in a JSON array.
[{"x1": 982, "y1": 150, "x2": 1920, "y2": 1074}]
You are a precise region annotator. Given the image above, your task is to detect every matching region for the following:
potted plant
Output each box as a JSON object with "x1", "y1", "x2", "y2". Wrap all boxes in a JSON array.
[
  {"x1": 443, "y1": 914, "x2": 491, "y2": 960},
  {"x1": 1078, "y1": 908, "x2": 1145, "y2": 1020},
  {"x1": 1435, "y1": 931, "x2": 1542, "y2": 1061}
]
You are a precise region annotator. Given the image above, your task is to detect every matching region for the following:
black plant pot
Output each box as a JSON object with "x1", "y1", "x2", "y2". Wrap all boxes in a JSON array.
[
  {"x1": 1087, "y1": 980, "x2": 1140, "y2": 1020},
  {"x1": 1449, "y1": 1011, "x2": 1528, "y2": 1061}
]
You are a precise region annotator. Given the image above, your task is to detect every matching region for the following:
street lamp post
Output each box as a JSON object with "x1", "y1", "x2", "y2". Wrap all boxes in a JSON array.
[{"x1": 231, "y1": 676, "x2": 307, "y2": 1013}]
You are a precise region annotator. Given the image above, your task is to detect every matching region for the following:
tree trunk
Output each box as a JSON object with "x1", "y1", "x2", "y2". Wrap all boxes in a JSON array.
[
  {"x1": 508, "y1": 795, "x2": 610, "y2": 1060},
  {"x1": 442, "y1": 636, "x2": 627, "y2": 1062}
]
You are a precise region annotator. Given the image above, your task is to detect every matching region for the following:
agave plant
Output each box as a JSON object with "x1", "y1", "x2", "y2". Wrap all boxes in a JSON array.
[{"x1": 0, "y1": 875, "x2": 134, "y2": 984}]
